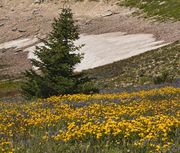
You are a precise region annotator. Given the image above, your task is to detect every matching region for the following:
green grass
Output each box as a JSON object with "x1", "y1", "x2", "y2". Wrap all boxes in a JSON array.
[
  {"x1": 0, "y1": 81, "x2": 22, "y2": 98},
  {"x1": 120, "y1": 0, "x2": 180, "y2": 20},
  {"x1": 87, "y1": 41, "x2": 180, "y2": 90},
  {"x1": 0, "y1": 59, "x2": 9, "y2": 80},
  {"x1": 14, "y1": 141, "x2": 162, "y2": 153},
  {"x1": 1, "y1": 87, "x2": 180, "y2": 153}
]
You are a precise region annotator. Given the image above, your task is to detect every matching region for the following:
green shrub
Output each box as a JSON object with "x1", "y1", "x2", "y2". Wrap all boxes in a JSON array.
[{"x1": 153, "y1": 71, "x2": 174, "y2": 84}]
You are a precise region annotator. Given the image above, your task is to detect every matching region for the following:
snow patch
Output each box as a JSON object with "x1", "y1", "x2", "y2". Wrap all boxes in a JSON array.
[{"x1": 0, "y1": 32, "x2": 169, "y2": 71}]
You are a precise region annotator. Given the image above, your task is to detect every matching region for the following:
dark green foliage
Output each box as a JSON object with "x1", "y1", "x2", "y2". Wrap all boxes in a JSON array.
[
  {"x1": 153, "y1": 71, "x2": 174, "y2": 85},
  {"x1": 22, "y1": 8, "x2": 98, "y2": 99}
]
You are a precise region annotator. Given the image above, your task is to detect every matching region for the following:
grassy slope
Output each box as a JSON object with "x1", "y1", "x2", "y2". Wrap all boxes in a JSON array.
[
  {"x1": 120, "y1": 0, "x2": 180, "y2": 20},
  {"x1": 0, "y1": 60, "x2": 9, "y2": 80},
  {"x1": 0, "y1": 81, "x2": 22, "y2": 98},
  {"x1": 0, "y1": 42, "x2": 179, "y2": 98},
  {"x1": 87, "y1": 41, "x2": 180, "y2": 90},
  {"x1": 0, "y1": 1, "x2": 180, "y2": 98},
  {"x1": 87, "y1": 0, "x2": 180, "y2": 90},
  {"x1": 1, "y1": 87, "x2": 180, "y2": 153}
]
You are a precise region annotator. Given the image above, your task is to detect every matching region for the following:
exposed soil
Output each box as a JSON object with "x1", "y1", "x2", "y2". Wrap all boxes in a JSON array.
[
  {"x1": 81, "y1": 14, "x2": 180, "y2": 42},
  {"x1": 0, "y1": 0, "x2": 180, "y2": 80}
]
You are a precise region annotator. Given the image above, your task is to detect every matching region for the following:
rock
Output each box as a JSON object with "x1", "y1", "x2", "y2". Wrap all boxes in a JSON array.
[
  {"x1": 35, "y1": 28, "x2": 40, "y2": 34},
  {"x1": 35, "y1": 34, "x2": 47, "y2": 40},
  {"x1": 85, "y1": 19, "x2": 93, "y2": 25},
  {"x1": 18, "y1": 29, "x2": 26, "y2": 33},
  {"x1": 26, "y1": 17, "x2": 33, "y2": 21},
  {"x1": 11, "y1": 7, "x2": 15, "y2": 11},
  {"x1": 142, "y1": 2, "x2": 147, "y2": 5},
  {"x1": 37, "y1": 15, "x2": 43, "y2": 18},
  {"x1": 0, "y1": 17, "x2": 9, "y2": 21},
  {"x1": 0, "y1": 23, "x2": 4, "y2": 27},
  {"x1": 34, "y1": 0, "x2": 42, "y2": 4},
  {"x1": 114, "y1": 2, "x2": 120, "y2": 5},
  {"x1": 0, "y1": 4, "x2": 3, "y2": 8},
  {"x1": 12, "y1": 27, "x2": 17, "y2": 31},
  {"x1": 15, "y1": 49, "x2": 23, "y2": 53},
  {"x1": 1, "y1": 48, "x2": 8, "y2": 53},
  {"x1": 102, "y1": 10, "x2": 113, "y2": 17},
  {"x1": 159, "y1": 1, "x2": 166, "y2": 5},
  {"x1": 32, "y1": 9, "x2": 40, "y2": 15}
]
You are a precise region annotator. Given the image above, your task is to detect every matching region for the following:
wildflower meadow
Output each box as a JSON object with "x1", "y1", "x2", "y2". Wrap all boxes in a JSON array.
[{"x1": 0, "y1": 87, "x2": 180, "y2": 153}]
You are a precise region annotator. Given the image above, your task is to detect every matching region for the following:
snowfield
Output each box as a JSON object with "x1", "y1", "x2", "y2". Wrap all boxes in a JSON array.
[{"x1": 0, "y1": 32, "x2": 168, "y2": 71}]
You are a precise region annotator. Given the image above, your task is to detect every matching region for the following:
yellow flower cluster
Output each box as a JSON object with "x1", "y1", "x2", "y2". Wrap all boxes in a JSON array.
[{"x1": 0, "y1": 87, "x2": 179, "y2": 152}]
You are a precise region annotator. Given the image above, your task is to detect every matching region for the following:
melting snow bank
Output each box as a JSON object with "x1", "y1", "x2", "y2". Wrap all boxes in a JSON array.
[
  {"x1": 0, "y1": 32, "x2": 169, "y2": 71},
  {"x1": 74, "y1": 32, "x2": 168, "y2": 71},
  {"x1": 0, "y1": 38, "x2": 39, "y2": 50}
]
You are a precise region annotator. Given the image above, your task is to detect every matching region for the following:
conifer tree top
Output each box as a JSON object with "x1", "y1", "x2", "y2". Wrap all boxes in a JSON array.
[{"x1": 22, "y1": 8, "x2": 98, "y2": 99}]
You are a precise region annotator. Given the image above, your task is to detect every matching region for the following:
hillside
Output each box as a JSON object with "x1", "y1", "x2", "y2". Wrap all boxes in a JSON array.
[
  {"x1": 87, "y1": 41, "x2": 180, "y2": 91},
  {"x1": 121, "y1": 0, "x2": 180, "y2": 20},
  {"x1": 1, "y1": 87, "x2": 180, "y2": 153},
  {"x1": 0, "y1": 0, "x2": 180, "y2": 97},
  {"x1": 0, "y1": 1, "x2": 180, "y2": 153}
]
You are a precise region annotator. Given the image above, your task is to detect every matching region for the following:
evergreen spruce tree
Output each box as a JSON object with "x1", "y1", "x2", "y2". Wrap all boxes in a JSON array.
[{"x1": 22, "y1": 8, "x2": 98, "y2": 99}]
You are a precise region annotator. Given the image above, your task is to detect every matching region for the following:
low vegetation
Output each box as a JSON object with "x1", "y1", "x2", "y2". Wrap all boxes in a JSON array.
[
  {"x1": 1, "y1": 41, "x2": 179, "y2": 98},
  {"x1": 0, "y1": 81, "x2": 22, "y2": 98},
  {"x1": 121, "y1": 0, "x2": 180, "y2": 20},
  {"x1": 87, "y1": 41, "x2": 180, "y2": 91},
  {"x1": 0, "y1": 2, "x2": 179, "y2": 152},
  {"x1": 0, "y1": 62, "x2": 9, "y2": 81},
  {"x1": 0, "y1": 87, "x2": 180, "y2": 153}
]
